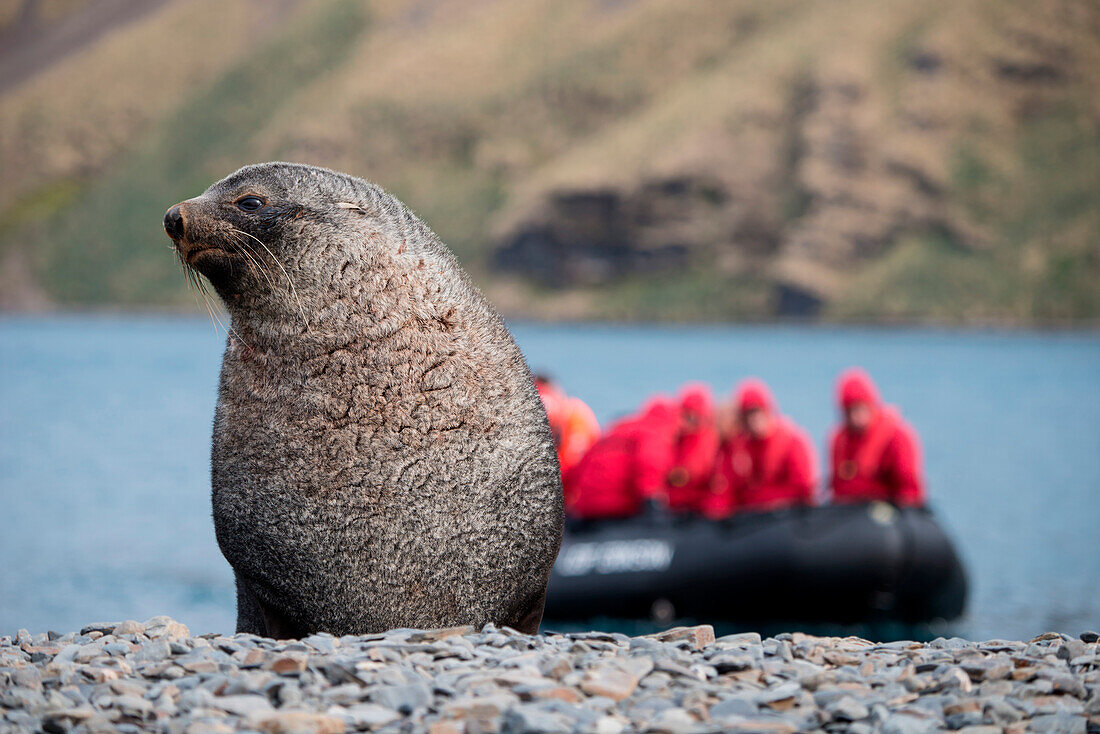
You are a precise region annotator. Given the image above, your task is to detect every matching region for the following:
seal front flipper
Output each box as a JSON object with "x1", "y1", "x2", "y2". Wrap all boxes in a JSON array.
[
  {"x1": 233, "y1": 575, "x2": 266, "y2": 636},
  {"x1": 259, "y1": 602, "x2": 307, "y2": 641},
  {"x1": 235, "y1": 575, "x2": 306, "y2": 639},
  {"x1": 505, "y1": 585, "x2": 549, "y2": 635}
]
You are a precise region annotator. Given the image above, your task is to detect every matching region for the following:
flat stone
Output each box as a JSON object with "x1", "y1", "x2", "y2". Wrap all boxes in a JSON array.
[
  {"x1": 715, "y1": 632, "x2": 762, "y2": 648},
  {"x1": 112, "y1": 694, "x2": 154, "y2": 718},
  {"x1": 1057, "y1": 640, "x2": 1087, "y2": 661},
  {"x1": 828, "y1": 695, "x2": 870, "y2": 721},
  {"x1": 945, "y1": 711, "x2": 985, "y2": 729},
  {"x1": 251, "y1": 712, "x2": 347, "y2": 734},
  {"x1": 266, "y1": 655, "x2": 307, "y2": 675},
  {"x1": 934, "y1": 666, "x2": 972, "y2": 693},
  {"x1": 710, "y1": 696, "x2": 756, "y2": 720},
  {"x1": 370, "y1": 682, "x2": 431, "y2": 714},
  {"x1": 1026, "y1": 711, "x2": 1087, "y2": 733},
  {"x1": 882, "y1": 713, "x2": 938, "y2": 734},
  {"x1": 103, "y1": 642, "x2": 131, "y2": 656},
  {"x1": 962, "y1": 657, "x2": 1013, "y2": 681},
  {"x1": 580, "y1": 667, "x2": 638, "y2": 701},
  {"x1": 644, "y1": 707, "x2": 697, "y2": 734},
  {"x1": 523, "y1": 685, "x2": 583, "y2": 703},
  {"x1": 240, "y1": 649, "x2": 267, "y2": 668},
  {"x1": 211, "y1": 694, "x2": 274, "y2": 716},
  {"x1": 131, "y1": 639, "x2": 172, "y2": 663},
  {"x1": 1050, "y1": 675, "x2": 1088, "y2": 698},
  {"x1": 442, "y1": 693, "x2": 518, "y2": 720},
  {"x1": 301, "y1": 634, "x2": 338, "y2": 655},
  {"x1": 710, "y1": 652, "x2": 755, "y2": 673},
  {"x1": 341, "y1": 703, "x2": 401, "y2": 729},
  {"x1": 143, "y1": 617, "x2": 190, "y2": 642},
  {"x1": 719, "y1": 717, "x2": 796, "y2": 733},
  {"x1": 43, "y1": 707, "x2": 97, "y2": 723},
  {"x1": 409, "y1": 627, "x2": 477, "y2": 643},
  {"x1": 757, "y1": 682, "x2": 800, "y2": 705},
  {"x1": 646, "y1": 626, "x2": 715, "y2": 650},
  {"x1": 427, "y1": 722, "x2": 464, "y2": 734},
  {"x1": 112, "y1": 621, "x2": 145, "y2": 636},
  {"x1": 53, "y1": 644, "x2": 82, "y2": 664},
  {"x1": 501, "y1": 705, "x2": 572, "y2": 734},
  {"x1": 182, "y1": 659, "x2": 220, "y2": 674}
]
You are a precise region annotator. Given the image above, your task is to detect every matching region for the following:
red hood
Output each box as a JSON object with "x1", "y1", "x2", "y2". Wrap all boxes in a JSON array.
[
  {"x1": 678, "y1": 382, "x2": 715, "y2": 422},
  {"x1": 734, "y1": 378, "x2": 775, "y2": 414},
  {"x1": 641, "y1": 396, "x2": 679, "y2": 426},
  {"x1": 837, "y1": 368, "x2": 881, "y2": 409}
]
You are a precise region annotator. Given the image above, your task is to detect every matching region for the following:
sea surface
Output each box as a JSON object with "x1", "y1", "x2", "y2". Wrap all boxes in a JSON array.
[{"x1": 1, "y1": 316, "x2": 1097, "y2": 641}]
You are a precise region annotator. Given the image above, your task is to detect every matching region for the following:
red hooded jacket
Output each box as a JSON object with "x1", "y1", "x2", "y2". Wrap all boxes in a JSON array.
[
  {"x1": 665, "y1": 383, "x2": 721, "y2": 513},
  {"x1": 829, "y1": 369, "x2": 926, "y2": 507},
  {"x1": 535, "y1": 379, "x2": 603, "y2": 481},
  {"x1": 703, "y1": 380, "x2": 817, "y2": 517},
  {"x1": 565, "y1": 397, "x2": 678, "y2": 519}
]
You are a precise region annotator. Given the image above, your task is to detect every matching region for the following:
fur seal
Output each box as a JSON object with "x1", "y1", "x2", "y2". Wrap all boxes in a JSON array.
[{"x1": 163, "y1": 162, "x2": 563, "y2": 637}]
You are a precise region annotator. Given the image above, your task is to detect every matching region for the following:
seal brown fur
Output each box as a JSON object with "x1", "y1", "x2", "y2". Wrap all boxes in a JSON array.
[{"x1": 163, "y1": 162, "x2": 563, "y2": 637}]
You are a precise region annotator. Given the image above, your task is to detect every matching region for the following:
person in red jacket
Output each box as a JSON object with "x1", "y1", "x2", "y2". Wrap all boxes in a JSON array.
[
  {"x1": 534, "y1": 375, "x2": 566, "y2": 431},
  {"x1": 829, "y1": 368, "x2": 926, "y2": 507},
  {"x1": 565, "y1": 397, "x2": 678, "y2": 520},
  {"x1": 533, "y1": 374, "x2": 601, "y2": 479},
  {"x1": 665, "y1": 383, "x2": 720, "y2": 513},
  {"x1": 702, "y1": 379, "x2": 817, "y2": 517}
]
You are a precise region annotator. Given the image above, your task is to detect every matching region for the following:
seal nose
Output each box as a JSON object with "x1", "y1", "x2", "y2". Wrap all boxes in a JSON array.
[{"x1": 164, "y1": 205, "x2": 185, "y2": 241}]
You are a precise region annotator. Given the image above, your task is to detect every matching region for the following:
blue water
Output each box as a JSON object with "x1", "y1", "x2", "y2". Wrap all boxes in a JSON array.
[{"x1": 1, "y1": 316, "x2": 1097, "y2": 640}]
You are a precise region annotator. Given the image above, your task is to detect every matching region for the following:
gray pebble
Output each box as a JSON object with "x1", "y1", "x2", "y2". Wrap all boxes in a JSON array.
[
  {"x1": 882, "y1": 713, "x2": 938, "y2": 734},
  {"x1": 502, "y1": 705, "x2": 573, "y2": 734},
  {"x1": 709, "y1": 652, "x2": 755, "y2": 673},
  {"x1": 370, "y1": 681, "x2": 431, "y2": 713},
  {"x1": 130, "y1": 639, "x2": 172, "y2": 663},
  {"x1": 827, "y1": 695, "x2": 870, "y2": 721},
  {"x1": 1026, "y1": 711, "x2": 1087, "y2": 733},
  {"x1": 342, "y1": 702, "x2": 402, "y2": 728},
  {"x1": 211, "y1": 693, "x2": 273, "y2": 716},
  {"x1": 709, "y1": 696, "x2": 756, "y2": 720}
]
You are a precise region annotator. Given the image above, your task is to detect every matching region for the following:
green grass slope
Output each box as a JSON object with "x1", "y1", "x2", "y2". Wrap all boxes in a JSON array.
[{"x1": 0, "y1": 0, "x2": 1096, "y2": 324}]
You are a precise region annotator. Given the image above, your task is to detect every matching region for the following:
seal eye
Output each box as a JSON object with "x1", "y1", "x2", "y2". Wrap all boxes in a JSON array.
[{"x1": 236, "y1": 196, "x2": 265, "y2": 212}]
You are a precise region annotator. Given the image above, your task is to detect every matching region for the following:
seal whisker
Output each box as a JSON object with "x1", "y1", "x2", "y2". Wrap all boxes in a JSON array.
[
  {"x1": 241, "y1": 241, "x2": 279, "y2": 295},
  {"x1": 228, "y1": 230, "x2": 277, "y2": 293},
  {"x1": 195, "y1": 274, "x2": 241, "y2": 342},
  {"x1": 231, "y1": 226, "x2": 310, "y2": 333},
  {"x1": 181, "y1": 252, "x2": 240, "y2": 343},
  {"x1": 190, "y1": 269, "x2": 219, "y2": 331}
]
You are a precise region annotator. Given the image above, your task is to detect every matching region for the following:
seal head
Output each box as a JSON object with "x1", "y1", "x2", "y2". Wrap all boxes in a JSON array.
[{"x1": 164, "y1": 162, "x2": 563, "y2": 637}]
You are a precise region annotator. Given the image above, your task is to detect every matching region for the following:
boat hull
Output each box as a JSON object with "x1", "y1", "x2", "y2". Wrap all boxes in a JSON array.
[{"x1": 545, "y1": 503, "x2": 968, "y2": 624}]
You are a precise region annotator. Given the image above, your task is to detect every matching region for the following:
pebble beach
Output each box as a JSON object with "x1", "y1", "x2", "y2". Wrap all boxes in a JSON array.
[{"x1": 2, "y1": 619, "x2": 1098, "y2": 733}]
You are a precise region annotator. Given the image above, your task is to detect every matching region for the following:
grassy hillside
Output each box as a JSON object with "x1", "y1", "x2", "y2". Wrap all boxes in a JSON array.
[{"x1": 0, "y1": 0, "x2": 1097, "y2": 324}]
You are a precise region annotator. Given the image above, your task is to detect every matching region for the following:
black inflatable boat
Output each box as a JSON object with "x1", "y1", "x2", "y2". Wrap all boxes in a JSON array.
[{"x1": 544, "y1": 503, "x2": 967, "y2": 625}]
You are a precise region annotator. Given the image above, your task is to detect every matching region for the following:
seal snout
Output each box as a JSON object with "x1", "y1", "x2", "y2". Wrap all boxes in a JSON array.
[{"x1": 164, "y1": 204, "x2": 186, "y2": 241}]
